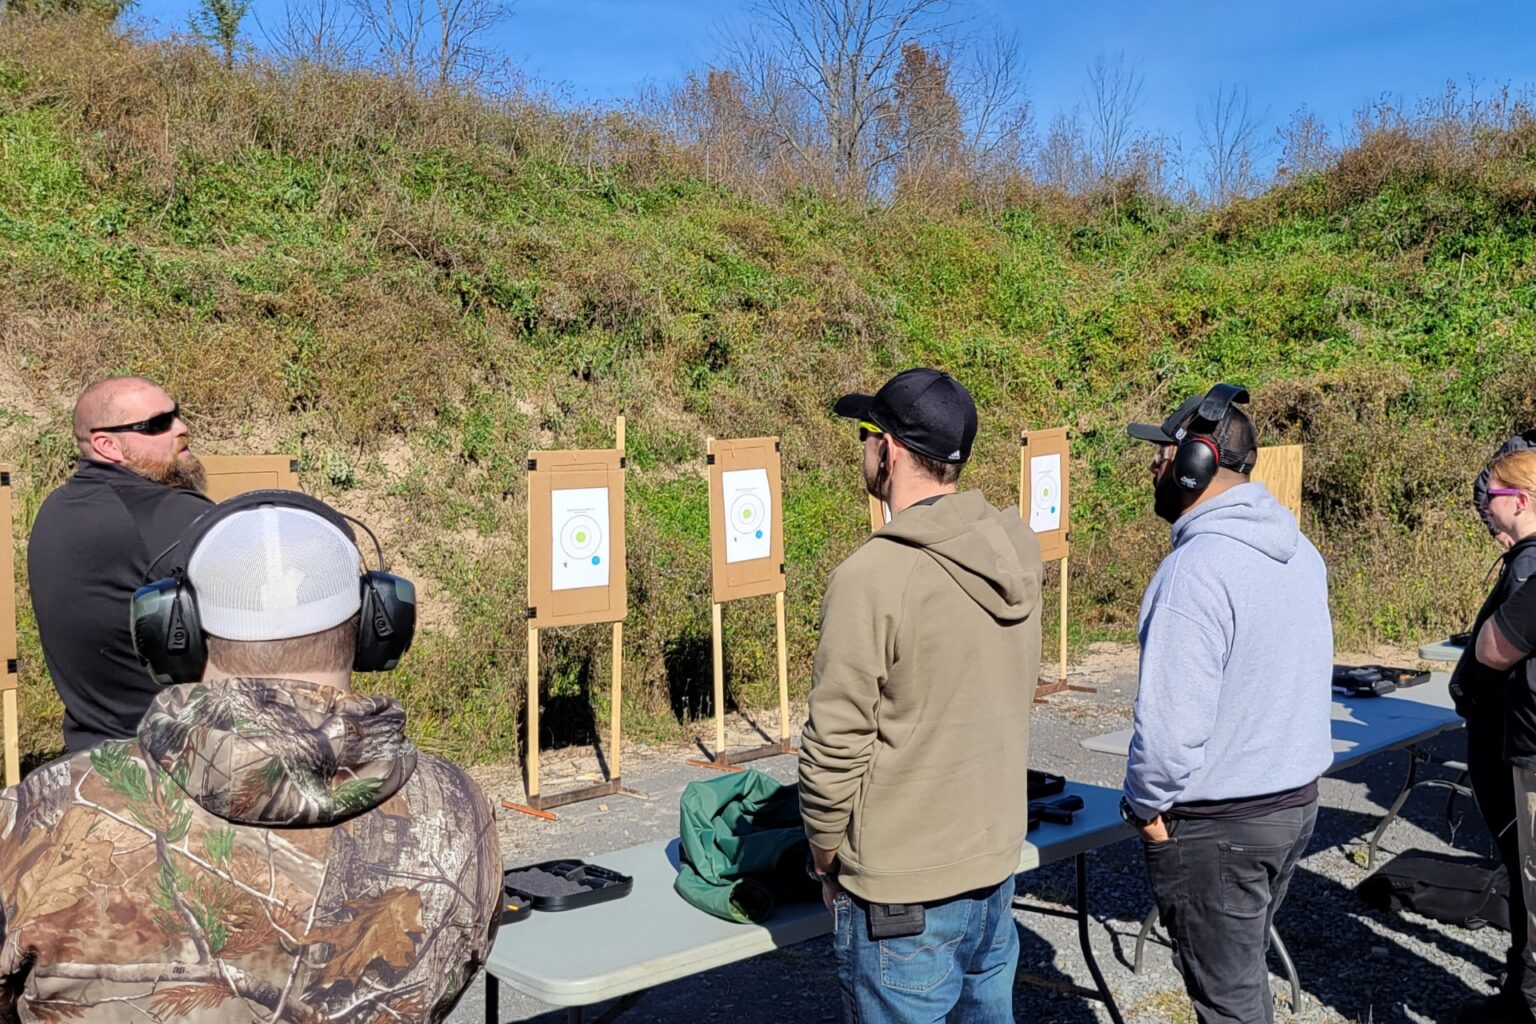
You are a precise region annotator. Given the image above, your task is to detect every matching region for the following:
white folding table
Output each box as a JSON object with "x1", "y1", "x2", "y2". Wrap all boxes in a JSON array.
[{"x1": 483, "y1": 781, "x2": 1134, "y2": 1023}]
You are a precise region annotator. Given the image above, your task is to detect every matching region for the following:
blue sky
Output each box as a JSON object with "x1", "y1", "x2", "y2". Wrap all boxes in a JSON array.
[{"x1": 132, "y1": 0, "x2": 1536, "y2": 170}]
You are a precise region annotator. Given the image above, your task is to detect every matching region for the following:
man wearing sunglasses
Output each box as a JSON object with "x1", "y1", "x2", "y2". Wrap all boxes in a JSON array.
[
  {"x1": 27, "y1": 376, "x2": 213, "y2": 752},
  {"x1": 799, "y1": 368, "x2": 1043, "y2": 1022}
]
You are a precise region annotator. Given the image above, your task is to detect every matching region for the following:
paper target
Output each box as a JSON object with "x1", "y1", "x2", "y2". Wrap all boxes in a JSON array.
[
  {"x1": 551, "y1": 487, "x2": 611, "y2": 590},
  {"x1": 1028, "y1": 453, "x2": 1062, "y2": 533},
  {"x1": 721, "y1": 468, "x2": 773, "y2": 563}
]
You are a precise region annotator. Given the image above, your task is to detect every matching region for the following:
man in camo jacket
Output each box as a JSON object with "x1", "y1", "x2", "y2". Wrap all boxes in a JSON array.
[{"x1": 0, "y1": 495, "x2": 502, "y2": 1023}]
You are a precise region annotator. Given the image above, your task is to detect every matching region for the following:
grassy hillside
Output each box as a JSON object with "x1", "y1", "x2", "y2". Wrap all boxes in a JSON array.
[{"x1": 3, "y1": 19, "x2": 1535, "y2": 767}]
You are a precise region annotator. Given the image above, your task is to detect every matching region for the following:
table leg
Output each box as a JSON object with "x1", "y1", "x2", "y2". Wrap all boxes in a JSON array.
[
  {"x1": 1269, "y1": 926, "x2": 1301, "y2": 1013},
  {"x1": 1367, "y1": 746, "x2": 1425, "y2": 869},
  {"x1": 1132, "y1": 905, "x2": 1158, "y2": 974},
  {"x1": 485, "y1": 973, "x2": 498, "y2": 1024},
  {"x1": 1074, "y1": 853, "x2": 1127, "y2": 1024}
]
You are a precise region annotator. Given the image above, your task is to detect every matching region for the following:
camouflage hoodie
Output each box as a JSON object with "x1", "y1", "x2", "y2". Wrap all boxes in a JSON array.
[{"x1": 0, "y1": 678, "x2": 502, "y2": 1023}]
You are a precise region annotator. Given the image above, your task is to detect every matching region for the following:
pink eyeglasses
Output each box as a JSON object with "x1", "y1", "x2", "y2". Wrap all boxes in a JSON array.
[{"x1": 1483, "y1": 487, "x2": 1525, "y2": 511}]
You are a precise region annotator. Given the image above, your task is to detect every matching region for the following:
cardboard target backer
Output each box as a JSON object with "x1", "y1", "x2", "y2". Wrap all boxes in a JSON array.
[
  {"x1": 0, "y1": 464, "x2": 14, "y2": 691},
  {"x1": 200, "y1": 455, "x2": 301, "y2": 502},
  {"x1": 1251, "y1": 444, "x2": 1303, "y2": 523},
  {"x1": 709, "y1": 437, "x2": 786, "y2": 603},
  {"x1": 528, "y1": 449, "x2": 627, "y2": 628},
  {"x1": 867, "y1": 494, "x2": 891, "y2": 533},
  {"x1": 1020, "y1": 428, "x2": 1071, "y2": 562}
]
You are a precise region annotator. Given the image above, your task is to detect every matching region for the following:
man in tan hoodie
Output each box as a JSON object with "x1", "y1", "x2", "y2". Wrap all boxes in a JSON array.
[{"x1": 800, "y1": 368, "x2": 1043, "y2": 1023}]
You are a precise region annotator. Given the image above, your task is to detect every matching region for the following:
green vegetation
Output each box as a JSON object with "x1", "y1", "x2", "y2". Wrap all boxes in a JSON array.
[{"x1": 3, "y1": 18, "x2": 1534, "y2": 767}]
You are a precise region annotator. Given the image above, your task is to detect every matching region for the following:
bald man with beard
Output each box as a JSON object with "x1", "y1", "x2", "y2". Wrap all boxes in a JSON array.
[{"x1": 28, "y1": 377, "x2": 213, "y2": 751}]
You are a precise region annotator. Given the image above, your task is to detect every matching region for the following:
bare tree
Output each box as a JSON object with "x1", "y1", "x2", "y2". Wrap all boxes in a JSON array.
[
  {"x1": 257, "y1": 0, "x2": 366, "y2": 67},
  {"x1": 1036, "y1": 108, "x2": 1090, "y2": 192},
  {"x1": 349, "y1": 0, "x2": 511, "y2": 87},
  {"x1": 1275, "y1": 104, "x2": 1334, "y2": 180},
  {"x1": 1196, "y1": 83, "x2": 1267, "y2": 203},
  {"x1": 949, "y1": 30, "x2": 1031, "y2": 177},
  {"x1": 1084, "y1": 51, "x2": 1142, "y2": 182},
  {"x1": 727, "y1": 0, "x2": 951, "y2": 198}
]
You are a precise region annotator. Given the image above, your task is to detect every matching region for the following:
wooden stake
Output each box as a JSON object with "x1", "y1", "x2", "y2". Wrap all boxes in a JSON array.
[
  {"x1": 775, "y1": 590, "x2": 790, "y2": 743},
  {"x1": 711, "y1": 600, "x2": 725, "y2": 758},
  {"x1": 1059, "y1": 555, "x2": 1070, "y2": 686},
  {"x1": 612, "y1": 415, "x2": 626, "y2": 781},
  {"x1": 527, "y1": 624, "x2": 540, "y2": 800},
  {"x1": 2, "y1": 689, "x2": 16, "y2": 787}
]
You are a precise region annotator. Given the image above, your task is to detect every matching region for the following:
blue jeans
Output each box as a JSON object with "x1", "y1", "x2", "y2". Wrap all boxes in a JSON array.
[{"x1": 831, "y1": 876, "x2": 1019, "y2": 1024}]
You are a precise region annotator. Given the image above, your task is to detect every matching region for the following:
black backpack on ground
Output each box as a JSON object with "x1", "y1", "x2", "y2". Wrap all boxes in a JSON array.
[{"x1": 1356, "y1": 851, "x2": 1510, "y2": 931}]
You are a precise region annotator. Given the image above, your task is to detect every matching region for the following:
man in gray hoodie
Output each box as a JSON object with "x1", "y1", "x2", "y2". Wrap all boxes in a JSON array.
[
  {"x1": 1121, "y1": 385, "x2": 1333, "y2": 1024},
  {"x1": 801, "y1": 368, "x2": 1042, "y2": 1024}
]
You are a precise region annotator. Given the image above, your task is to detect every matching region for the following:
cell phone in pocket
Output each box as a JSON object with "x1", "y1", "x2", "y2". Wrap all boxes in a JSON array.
[{"x1": 868, "y1": 901, "x2": 926, "y2": 939}]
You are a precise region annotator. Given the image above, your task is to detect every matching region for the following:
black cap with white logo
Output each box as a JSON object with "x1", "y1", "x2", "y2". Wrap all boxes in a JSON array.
[{"x1": 833, "y1": 368, "x2": 977, "y2": 464}]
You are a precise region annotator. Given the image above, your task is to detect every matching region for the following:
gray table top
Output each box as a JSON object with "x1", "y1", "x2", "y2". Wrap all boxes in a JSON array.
[
  {"x1": 1080, "y1": 674, "x2": 1463, "y2": 772},
  {"x1": 1418, "y1": 639, "x2": 1466, "y2": 664},
  {"x1": 485, "y1": 781, "x2": 1129, "y2": 1006}
]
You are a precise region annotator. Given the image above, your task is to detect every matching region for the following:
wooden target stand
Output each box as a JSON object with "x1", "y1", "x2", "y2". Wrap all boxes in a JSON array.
[
  {"x1": 687, "y1": 437, "x2": 795, "y2": 772},
  {"x1": 199, "y1": 454, "x2": 301, "y2": 502},
  {"x1": 1, "y1": 465, "x2": 17, "y2": 786},
  {"x1": 1021, "y1": 429, "x2": 1090, "y2": 701},
  {"x1": 504, "y1": 419, "x2": 642, "y2": 820}
]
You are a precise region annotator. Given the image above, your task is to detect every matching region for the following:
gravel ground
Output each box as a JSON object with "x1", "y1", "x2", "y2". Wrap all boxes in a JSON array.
[{"x1": 452, "y1": 644, "x2": 1504, "y2": 1024}]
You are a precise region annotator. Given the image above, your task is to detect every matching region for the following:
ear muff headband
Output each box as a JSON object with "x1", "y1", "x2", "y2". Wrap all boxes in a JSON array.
[
  {"x1": 1170, "y1": 383, "x2": 1257, "y2": 490},
  {"x1": 131, "y1": 491, "x2": 416, "y2": 685}
]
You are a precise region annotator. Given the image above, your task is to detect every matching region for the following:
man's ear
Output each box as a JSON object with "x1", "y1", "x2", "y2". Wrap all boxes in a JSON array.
[{"x1": 90, "y1": 432, "x2": 124, "y2": 464}]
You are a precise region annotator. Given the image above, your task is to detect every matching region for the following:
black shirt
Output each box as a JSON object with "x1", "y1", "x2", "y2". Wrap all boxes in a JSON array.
[
  {"x1": 1483, "y1": 535, "x2": 1536, "y2": 768},
  {"x1": 27, "y1": 460, "x2": 211, "y2": 752}
]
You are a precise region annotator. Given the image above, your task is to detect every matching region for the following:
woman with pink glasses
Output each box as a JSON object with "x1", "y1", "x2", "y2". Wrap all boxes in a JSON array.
[{"x1": 1456, "y1": 448, "x2": 1536, "y2": 1023}]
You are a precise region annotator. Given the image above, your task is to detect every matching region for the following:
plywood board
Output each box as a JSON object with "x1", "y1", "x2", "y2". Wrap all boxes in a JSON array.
[
  {"x1": 867, "y1": 494, "x2": 891, "y2": 533},
  {"x1": 527, "y1": 449, "x2": 627, "y2": 628},
  {"x1": 709, "y1": 437, "x2": 786, "y2": 603},
  {"x1": 1020, "y1": 428, "x2": 1071, "y2": 562},
  {"x1": 200, "y1": 454, "x2": 301, "y2": 502},
  {"x1": 1252, "y1": 444, "x2": 1304, "y2": 522}
]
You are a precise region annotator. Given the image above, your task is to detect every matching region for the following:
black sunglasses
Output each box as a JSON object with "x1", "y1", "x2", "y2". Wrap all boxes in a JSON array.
[{"x1": 93, "y1": 404, "x2": 181, "y2": 436}]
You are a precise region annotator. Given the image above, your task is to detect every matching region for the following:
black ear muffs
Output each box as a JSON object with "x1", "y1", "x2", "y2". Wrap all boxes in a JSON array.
[
  {"x1": 131, "y1": 491, "x2": 417, "y2": 685},
  {"x1": 131, "y1": 575, "x2": 207, "y2": 686},
  {"x1": 355, "y1": 572, "x2": 416, "y2": 672},
  {"x1": 1172, "y1": 435, "x2": 1221, "y2": 492}
]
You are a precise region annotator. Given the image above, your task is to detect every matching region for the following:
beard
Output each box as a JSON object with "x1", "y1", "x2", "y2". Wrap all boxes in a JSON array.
[
  {"x1": 1153, "y1": 471, "x2": 1189, "y2": 524},
  {"x1": 124, "y1": 447, "x2": 208, "y2": 493}
]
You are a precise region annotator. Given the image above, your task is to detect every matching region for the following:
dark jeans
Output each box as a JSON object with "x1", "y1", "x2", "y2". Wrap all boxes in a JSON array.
[
  {"x1": 831, "y1": 876, "x2": 1018, "y2": 1024},
  {"x1": 1467, "y1": 708, "x2": 1528, "y2": 982},
  {"x1": 1142, "y1": 801, "x2": 1317, "y2": 1024}
]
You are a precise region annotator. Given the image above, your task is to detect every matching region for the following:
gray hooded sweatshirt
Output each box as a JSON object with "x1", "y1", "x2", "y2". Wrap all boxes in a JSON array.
[
  {"x1": 1123, "y1": 482, "x2": 1333, "y2": 820},
  {"x1": 799, "y1": 489, "x2": 1043, "y2": 903}
]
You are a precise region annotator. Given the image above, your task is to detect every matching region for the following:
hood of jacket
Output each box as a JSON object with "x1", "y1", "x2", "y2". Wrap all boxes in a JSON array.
[
  {"x1": 877, "y1": 489, "x2": 1040, "y2": 621},
  {"x1": 1171, "y1": 481, "x2": 1298, "y2": 563},
  {"x1": 138, "y1": 677, "x2": 418, "y2": 827}
]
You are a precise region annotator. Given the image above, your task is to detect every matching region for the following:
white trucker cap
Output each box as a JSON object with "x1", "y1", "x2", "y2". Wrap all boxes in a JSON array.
[{"x1": 187, "y1": 506, "x2": 362, "y2": 641}]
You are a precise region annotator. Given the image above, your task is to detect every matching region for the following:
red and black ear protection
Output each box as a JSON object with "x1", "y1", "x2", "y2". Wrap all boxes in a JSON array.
[
  {"x1": 1170, "y1": 383, "x2": 1256, "y2": 493},
  {"x1": 130, "y1": 490, "x2": 416, "y2": 686}
]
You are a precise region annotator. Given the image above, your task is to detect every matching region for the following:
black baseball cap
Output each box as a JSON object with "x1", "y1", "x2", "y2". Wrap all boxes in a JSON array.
[
  {"x1": 833, "y1": 368, "x2": 977, "y2": 464},
  {"x1": 1126, "y1": 394, "x2": 1206, "y2": 446}
]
